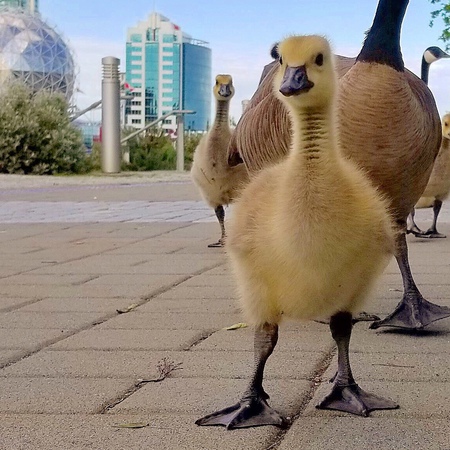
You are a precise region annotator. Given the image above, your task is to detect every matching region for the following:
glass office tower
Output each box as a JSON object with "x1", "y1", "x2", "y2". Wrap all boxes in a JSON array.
[
  {"x1": 0, "y1": 0, "x2": 39, "y2": 13},
  {"x1": 125, "y1": 12, "x2": 211, "y2": 132}
]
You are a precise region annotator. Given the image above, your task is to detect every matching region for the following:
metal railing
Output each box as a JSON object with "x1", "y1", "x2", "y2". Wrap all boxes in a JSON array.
[{"x1": 121, "y1": 109, "x2": 195, "y2": 172}]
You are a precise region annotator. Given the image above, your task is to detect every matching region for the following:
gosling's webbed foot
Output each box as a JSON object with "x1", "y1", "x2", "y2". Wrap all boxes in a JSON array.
[
  {"x1": 352, "y1": 311, "x2": 381, "y2": 323},
  {"x1": 195, "y1": 396, "x2": 288, "y2": 429},
  {"x1": 316, "y1": 383, "x2": 399, "y2": 417},
  {"x1": 370, "y1": 295, "x2": 450, "y2": 330},
  {"x1": 315, "y1": 311, "x2": 380, "y2": 326},
  {"x1": 207, "y1": 238, "x2": 225, "y2": 248}
]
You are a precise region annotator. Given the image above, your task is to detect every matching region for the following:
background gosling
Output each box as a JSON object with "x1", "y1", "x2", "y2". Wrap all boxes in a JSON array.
[{"x1": 191, "y1": 74, "x2": 249, "y2": 247}]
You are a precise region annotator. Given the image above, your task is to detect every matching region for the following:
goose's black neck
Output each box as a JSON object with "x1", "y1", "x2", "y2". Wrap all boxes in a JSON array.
[
  {"x1": 421, "y1": 56, "x2": 430, "y2": 85},
  {"x1": 356, "y1": 0, "x2": 409, "y2": 72}
]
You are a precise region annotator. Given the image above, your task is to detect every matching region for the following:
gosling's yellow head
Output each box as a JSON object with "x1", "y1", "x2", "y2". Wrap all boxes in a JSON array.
[
  {"x1": 442, "y1": 113, "x2": 450, "y2": 140},
  {"x1": 213, "y1": 74, "x2": 235, "y2": 101},
  {"x1": 274, "y1": 35, "x2": 336, "y2": 110}
]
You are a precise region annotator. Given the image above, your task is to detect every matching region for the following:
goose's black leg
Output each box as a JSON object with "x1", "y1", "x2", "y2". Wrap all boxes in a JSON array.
[
  {"x1": 196, "y1": 323, "x2": 287, "y2": 429},
  {"x1": 407, "y1": 207, "x2": 424, "y2": 236},
  {"x1": 371, "y1": 231, "x2": 450, "y2": 329},
  {"x1": 208, "y1": 205, "x2": 226, "y2": 248},
  {"x1": 317, "y1": 312, "x2": 398, "y2": 415},
  {"x1": 414, "y1": 199, "x2": 446, "y2": 239}
]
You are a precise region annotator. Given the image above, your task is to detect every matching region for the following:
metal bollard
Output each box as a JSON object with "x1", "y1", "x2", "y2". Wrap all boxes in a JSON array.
[
  {"x1": 176, "y1": 114, "x2": 185, "y2": 171},
  {"x1": 101, "y1": 56, "x2": 121, "y2": 173}
]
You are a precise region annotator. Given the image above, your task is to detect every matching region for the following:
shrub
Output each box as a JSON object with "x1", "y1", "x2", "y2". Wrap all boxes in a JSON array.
[
  {"x1": 0, "y1": 82, "x2": 90, "y2": 174},
  {"x1": 183, "y1": 132, "x2": 203, "y2": 170},
  {"x1": 124, "y1": 128, "x2": 177, "y2": 171}
]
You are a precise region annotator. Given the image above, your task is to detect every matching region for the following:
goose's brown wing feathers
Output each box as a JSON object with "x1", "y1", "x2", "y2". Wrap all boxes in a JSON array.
[{"x1": 228, "y1": 56, "x2": 356, "y2": 171}]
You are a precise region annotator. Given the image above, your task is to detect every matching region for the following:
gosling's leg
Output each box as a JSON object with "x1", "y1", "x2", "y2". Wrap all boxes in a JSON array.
[
  {"x1": 317, "y1": 312, "x2": 399, "y2": 416},
  {"x1": 196, "y1": 323, "x2": 287, "y2": 429},
  {"x1": 371, "y1": 231, "x2": 450, "y2": 330},
  {"x1": 418, "y1": 199, "x2": 446, "y2": 239},
  {"x1": 407, "y1": 207, "x2": 424, "y2": 236},
  {"x1": 208, "y1": 205, "x2": 226, "y2": 248}
]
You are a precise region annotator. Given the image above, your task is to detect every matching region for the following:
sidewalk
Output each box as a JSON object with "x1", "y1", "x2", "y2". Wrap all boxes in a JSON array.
[{"x1": 0, "y1": 172, "x2": 449, "y2": 450}]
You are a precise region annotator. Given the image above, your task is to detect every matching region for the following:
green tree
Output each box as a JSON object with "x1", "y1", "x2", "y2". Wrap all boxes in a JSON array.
[
  {"x1": 430, "y1": 0, "x2": 450, "y2": 49},
  {"x1": 0, "y1": 83, "x2": 90, "y2": 174}
]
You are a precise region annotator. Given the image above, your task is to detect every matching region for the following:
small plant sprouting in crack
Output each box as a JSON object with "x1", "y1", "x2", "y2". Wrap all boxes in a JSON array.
[{"x1": 136, "y1": 357, "x2": 183, "y2": 386}]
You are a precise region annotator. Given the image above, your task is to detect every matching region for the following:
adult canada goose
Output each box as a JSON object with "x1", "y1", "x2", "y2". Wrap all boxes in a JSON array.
[
  {"x1": 407, "y1": 46, "x2": 450, "y2": 238},
  {"x1": 228, "y1": 0, "x2": 450, "y2": 330},
  {"x1": 191, "y1": 74, "x2": 249, "y2": 247},
  {"x1": 196, "y1": 35, "x2": 398, "y2": 429},
  {"x1": 409, "y1": 113, "x2": 450, "y2": 238}
]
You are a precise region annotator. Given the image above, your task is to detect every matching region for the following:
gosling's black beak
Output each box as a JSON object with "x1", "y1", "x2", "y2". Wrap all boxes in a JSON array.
[
  {"x1": 219, "y1": 84, "x2": 232, "y2": 97},
  {"x1": 279, "y1": 65, "x2": 314, "y2": 97}
]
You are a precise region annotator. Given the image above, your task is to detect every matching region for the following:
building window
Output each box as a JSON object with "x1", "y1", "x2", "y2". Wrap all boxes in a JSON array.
[
  {"x1": 162, "y1": 56, "x2": 173, "y2": 62},
  {"x1": 162, "y1": 83, "x2": 173, "y2": 89},
  {"x1": 162, "y1": 46, "x2": 173, "y2": 52},
  {"x1": 146, "y1": 28, "x2": 158, "y2": 42},
  {"x1": 163, "y1": 34, "x2": 175, "y2": 43},
  {"x1": 130, "y1": 34, "x2": 142, "y2": 43},
  {"x1": 131, "y1": 119, "x2": 141, "y2": 124},
  {"x1": 162, "y1": 65, "x2": 173, "y2": 71}
]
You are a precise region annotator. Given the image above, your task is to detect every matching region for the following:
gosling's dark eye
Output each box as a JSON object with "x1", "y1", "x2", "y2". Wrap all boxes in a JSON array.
[
  {"x1": 446, "y1": 122, "x2": 448, "y2": 127},
  {"x1": 279, "y1": 56, "x2": 283, "y2": 65},
  {"x1": 315, "y1": 53, "x2": 324, "y2": 66}
]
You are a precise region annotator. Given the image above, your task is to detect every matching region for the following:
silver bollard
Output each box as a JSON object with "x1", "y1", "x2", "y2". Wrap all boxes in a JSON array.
[
  {"x1": 101, "y1": 56, "x2": 121, "y2": 173},
  {"x1": 176, "y1": 114, "x2": 185, "y2": 171}
]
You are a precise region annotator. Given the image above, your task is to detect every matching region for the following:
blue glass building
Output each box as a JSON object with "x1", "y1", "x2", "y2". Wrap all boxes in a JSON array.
[
  {"x1": 125, "y1": 12, "x2": 211, "y2": 132},
  {"x1": 0, "y1": 0, "x2": 38, "y2": 13}
]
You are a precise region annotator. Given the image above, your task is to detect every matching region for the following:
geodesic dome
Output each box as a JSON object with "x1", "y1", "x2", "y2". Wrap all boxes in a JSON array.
[{"x1": 0, "y1": 8, "x2": 75, "y2": 99}]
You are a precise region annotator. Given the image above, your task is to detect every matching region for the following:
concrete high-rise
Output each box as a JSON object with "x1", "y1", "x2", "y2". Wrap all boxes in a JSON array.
[{"x1": 125, "y1": 12, "x2": 211, "y2": 132}]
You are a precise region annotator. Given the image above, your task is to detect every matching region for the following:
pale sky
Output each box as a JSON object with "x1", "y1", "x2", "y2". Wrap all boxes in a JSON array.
[{"x1": 39, "y1": 0, "x2": 450, "y2": 123}]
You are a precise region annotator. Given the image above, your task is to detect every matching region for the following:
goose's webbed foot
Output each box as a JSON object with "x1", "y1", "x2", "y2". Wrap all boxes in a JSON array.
[
  {"x1": 412, "y1": 229, "x2": 446, "y2": 239},
  {"x1": 195, "y1": 394, "x2": 288, "y2": 429},
  {"x1": 407, "y1": 225, "x2": 424, "y2": 235},
  {"x1": 207, "y1": 238, "x2": 225, "y2": 248},
  {"x1": 316, "y1": 383, "x2": 399, "y2": 417},
  {"x1": 370, "y1": 294, "x2": 450, "y2": 330}
]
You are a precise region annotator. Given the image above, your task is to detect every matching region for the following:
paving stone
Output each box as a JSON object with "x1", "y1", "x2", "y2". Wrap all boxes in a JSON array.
[
  {"x1": 96, "y1": 311, "x2": 241, "y2": 331},
  {"x1": 0, "y1": 348, "x2": 324, "y2": 381},
  {"x1": 0, "y1": 378, "x2": 133, "y2": 414},
  {"x1": 0, "y1": 413, "x2": 277, "y2": 450},
  {"x1": 49, "y1": 329, "x2": 203, "y2": 351},
  {"x1": 16, "y1": 297, "x2": 134, "y2": 313},
  {"x1": 305, "y1": 380, "x2": 450, "y2": 419},
  {"x1": 0, "y1": 328, "x2": 72, "y2": 350},
  {"x1": 193, "y1": 328, "x2": 335, "y2": 353},
  {"x1": 110, "y1": 377, "x2": 311, "y2": 418},
  {"x1": 278, "y1": 418, "x2": 450, "y2": 450},
  {"x1": 0, "y1": 312, "x2": 107, "y2": 330},
  {"x1": 0, "y1": 178, "x2": 448, "y2": 449}
]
